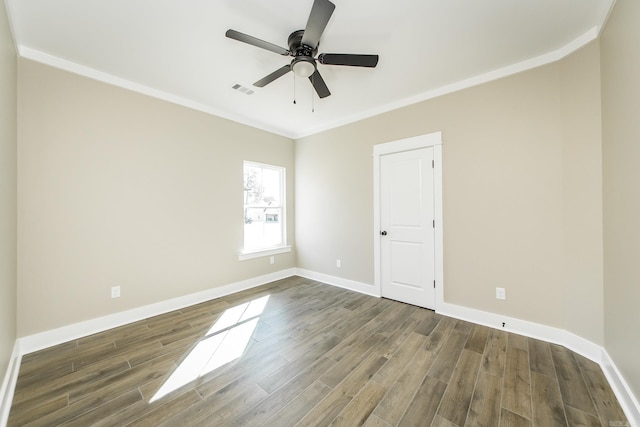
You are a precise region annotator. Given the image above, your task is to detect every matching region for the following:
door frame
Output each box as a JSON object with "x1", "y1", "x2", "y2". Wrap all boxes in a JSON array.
[{"x1": 373, "y1": 132, "x2": 443, "y2": 309}]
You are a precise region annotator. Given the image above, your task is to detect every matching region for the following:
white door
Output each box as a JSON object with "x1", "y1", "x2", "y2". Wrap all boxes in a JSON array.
[{"x1": 380, "y1": 147, "x2": 435, "y2": 309}]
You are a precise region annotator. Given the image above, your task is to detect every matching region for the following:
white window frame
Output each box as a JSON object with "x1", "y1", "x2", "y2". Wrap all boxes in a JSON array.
[{"x1": 239, "y1": 161, "x2": 291, "y2": 260}]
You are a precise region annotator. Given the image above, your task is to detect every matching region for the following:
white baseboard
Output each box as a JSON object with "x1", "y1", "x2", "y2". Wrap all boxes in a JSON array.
[
  {"x1": 436, "y1": 301, "x2": 603, "y2": 362},
  {"x1": 295, "y1": 268, "x2": 380, "y2": 297},
  {"x1": 0, "y1": 341, "x2": 21, "y2": 427},
  {"x1": 601, "y1": 349, "x2": 640, "y2": 427},
  {"x1": 19, "y1": 268, "x2": 297, "y2": 355}
]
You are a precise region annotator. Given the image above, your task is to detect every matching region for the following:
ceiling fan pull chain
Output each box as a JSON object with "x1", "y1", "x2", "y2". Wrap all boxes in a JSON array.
[
  {"x1": 293, "y1": 73, "x2": 297, "y2": 104},
  {"x1": 311, "y1": 74, "x2": 315, "y2": 113}
]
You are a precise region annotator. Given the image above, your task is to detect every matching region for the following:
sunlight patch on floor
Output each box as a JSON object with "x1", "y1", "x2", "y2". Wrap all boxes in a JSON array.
[{"x1": 150, "y1": 295, "x2": 270, "y2": 402}]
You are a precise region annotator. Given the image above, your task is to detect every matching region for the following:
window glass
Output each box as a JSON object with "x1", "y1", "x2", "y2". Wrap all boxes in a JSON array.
[{"x1": 243, "y1": 162, "x2": 285, "y2": 252}]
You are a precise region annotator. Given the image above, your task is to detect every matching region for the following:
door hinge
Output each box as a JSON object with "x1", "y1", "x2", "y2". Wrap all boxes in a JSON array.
[
  {"x1": 432, "y1": 160, "x2": 434, "y2": 168},
  {"x1": 434, "y1": 280, "x2": 436, "y2": 288},
  {"x1": 433, "y1": 219, "x2": 435, "y2": 228}
]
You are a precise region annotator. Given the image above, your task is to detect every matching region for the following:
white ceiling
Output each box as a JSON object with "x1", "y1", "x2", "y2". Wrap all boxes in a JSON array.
[{"x1": 6, "y1": 0, "x2": 614, "y2": 139}]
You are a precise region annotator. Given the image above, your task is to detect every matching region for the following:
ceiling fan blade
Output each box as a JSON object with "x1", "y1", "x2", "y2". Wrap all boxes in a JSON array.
[
  {"x1": 318, "y1": 53, "x2": 379, "y2": 68},
  {"x1": 301, "y1": 0, "x2": 336, "y2": 49},
  {"x1": 253, "y1": 65, "x2": 292, "y2": 87},
  {"x1": 226, "y1": 29, "x2": 290, "y2": 56},
  {"x1": 309, "y1": 70, "x2": 331, "y2": 98}
]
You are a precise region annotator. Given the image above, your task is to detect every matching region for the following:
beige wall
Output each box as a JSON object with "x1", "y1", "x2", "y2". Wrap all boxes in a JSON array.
[
  {"x1": 601, "y1": 0, "x2": 640, "y2": 400},
  {"x1": 17, "y1": 59, "x2": 295, "y2": 336},
  {"x1": 296, "y1": 42, "x2": 603, "y2": 337},
  {"x1": 0, "y1": 1, "x2": 17, "y2": 379},
  {"x1": 560, "y1": 43, "x2": 604, "y2": 345}
]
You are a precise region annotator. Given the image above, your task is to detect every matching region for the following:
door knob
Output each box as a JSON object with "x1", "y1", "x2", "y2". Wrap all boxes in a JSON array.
[{"x1": 380, "y1": 231, "x2": 387, "y2": 236}]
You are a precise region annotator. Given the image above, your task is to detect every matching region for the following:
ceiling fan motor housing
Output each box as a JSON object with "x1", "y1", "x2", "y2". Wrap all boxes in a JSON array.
[
  {"x1": 288, "y1": 29, "x2": 317, "y2": 57},
  {"x1": 288, "y1": 29, "x2": 318, "y2": 77}
]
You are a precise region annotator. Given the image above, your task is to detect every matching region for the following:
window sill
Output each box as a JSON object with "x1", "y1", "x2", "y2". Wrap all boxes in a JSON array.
[{"x1": 238, "y1": 245, "x2": 292, "y2": 261}]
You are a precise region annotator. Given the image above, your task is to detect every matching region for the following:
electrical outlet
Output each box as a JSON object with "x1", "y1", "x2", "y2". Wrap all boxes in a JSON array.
[
  {"x1": 496, "y1": 287, "x2": 506, "y2": 300},
  {"x1": 336, "y1": 259, "x2": 341, "y2": 268},
  {"x1": 111, "y1": 286, "x2": 121, "y2": 299},
  {"x1": 269, "y1": 256, "x2": 275, "y2": 265}
]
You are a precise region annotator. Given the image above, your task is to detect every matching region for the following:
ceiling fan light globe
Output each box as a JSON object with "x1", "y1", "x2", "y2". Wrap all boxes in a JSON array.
[{"x1": 292, "y1": 60, "x2": 315, "y2": 78}]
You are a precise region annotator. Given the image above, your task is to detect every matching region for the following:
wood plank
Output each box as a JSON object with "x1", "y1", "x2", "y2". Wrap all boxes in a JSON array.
[
  {"x1": 528, "y1": 337, "x2": 555, "y2": 377},
  {"x1": 126, "y1": 391, "x2": 202, "y2": 427},
  {"x1": 288, "y1": 306, "x2": 351, "y2": 340},
  {"x1": 500, "y1": 408, "x2": 532, "y2": 427},
  {"x1": 431, "y1": 415, "x2": 459, "y2": 427},
  {"x1": 454, "y1": 319, "x2": 474, "y2": 334},
  {"x1": 194, "y1": 351, "x2": 289, "y2": 400},
  {"x1": 363, "y1": 414, "x2": 392, "y2": 427},
  {"x1": 465, "y1": 371, "x2": 502, "y2": 427},
  {"x1": 18, "y1": 340, "x2": 79, "y2": 375},
  {"x1": 230, "y1": 357, "x2": 336, "y2": 427},
  {"x1": 41, "y1": 340, "x2": 117, "y2": 377},
  {"x1": 117, "y1": 321, "x2": 193, "y2": 348},
  {"x1": 465, "y1": 324, "x2": 490, "y2": 354},
  {"x1": 414, "y1": 312, "x2": 441, "y2": 336},
  {"x1": 323, "y1": 313, "x2": 388, "y2": 361},
  {"x1": 329, "y1": 298, "x2": 387, "y2": 339},
  {"x1": 502, "y1": 346, "x2": 532, "y2": 419},
  {"x1": 428, "y1": 329, "x2": 468, "y2": 382},
  {"x1": 295, "y1": 353, "x2": 388, "y2": 427},
  {"x1": 21, "y1": 388, "x2": 142, "y2": 427},
  {"x1": 67, "y1": 357, "x2": 176, "y2": 404},
  {"x1": 373, "y1": 313, "x2": 428, "y2": 359},
  {"x1": 372, "y1": 348, "x2": 436, "y2": 424},
  {"x1": 423, "y1": 317, "x2": 456, "y2": 353},
  {"x1": 482, "y1": 328, "x2": 507, "y2": 377},
  {"x1": 89, "y1": 400, "x2": 159, "y2": 427},
  {"x1": 79, "y1": 338, "x2": 163, "y2": 370},
  {"x1": 574, "y1": 353, "x2": 630, "y2": 426},
  {"x1": 243, "y1": 326, "x2": 299, "y2": 359},
  {"x1": 397, "y1": 375, "x2": 447, "y2": 427},
  {"x1": 333, "y1": 299, "x2": 402, "y2": 346},
  {"x1": 564, "y1": 405, "x2": 602, "y2": 427},
  {"x1": 126, "y1": 336, "x2": 193, "y2": 367},
  {"x1": 507, "y1": 332, "x2": 529, "y2": 351},
  {"x1": 343, "y1": 293, "x2": 372, "y2": 311},
  {"x1": 531, "y1": 371, "x2": 568, "y2": 427},
  {"x1": 373, "y1": 302, "x2": 419, "y2": 338},
  {"x1": 263, "y1": 380, "x2": 332, "y2": 426},
  {"x1": 158, "y1": 384, "x2": 267, "y2": 427},
  {"x1": 436, "y1": 349, "x2": 482, "y2": 426},
  {"x1": 10, "y1": 356, "x2": 131, "y2": 410},
  {"x1": 330, "y1": 381, "x2": 387, "y2": 427},
  {"x1": 65, "y1": 390, "x2": 145, "y2": 427},
  {"x1": 7, "y1": 394, "x2": 68, "y2": 427},
  {"x1": 370, "y1": 332, "x2": 427, "y2": 388},
  {"x1": 193, "y1": 389, "x2": 257, "y2": 426},
  {"x1": 12, "y1": 361, "x2": 73, "y2": 393},
  {"x1": 259, "y1": 332, "x2": 342, "y2": 393},
  {"x1": 549, "y1": 344, "x2": 597, "y2": 416},
  {"x1": 318, "y1": 333, "x2": 387, "y2": 389}
]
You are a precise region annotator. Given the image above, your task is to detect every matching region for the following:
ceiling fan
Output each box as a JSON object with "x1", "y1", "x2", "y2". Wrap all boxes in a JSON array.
[{"x1": 226, "y1": 0, "x2": 379, "y2": 99}]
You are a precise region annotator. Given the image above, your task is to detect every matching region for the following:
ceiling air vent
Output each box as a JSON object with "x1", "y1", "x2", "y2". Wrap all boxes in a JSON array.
[{"x1": 231, "y1": 83, "x2": 255, "y2": 95}]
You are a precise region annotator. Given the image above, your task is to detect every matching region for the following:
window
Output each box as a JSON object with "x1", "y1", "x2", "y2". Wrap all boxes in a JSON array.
[{"x1": 241, "y1": 161, "x2": 289, "y2": 259}]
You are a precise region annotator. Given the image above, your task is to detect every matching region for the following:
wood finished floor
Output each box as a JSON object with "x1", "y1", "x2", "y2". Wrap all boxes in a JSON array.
[{"x1": 9, "y1": 276, "x2": 629, "y2": 426}]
